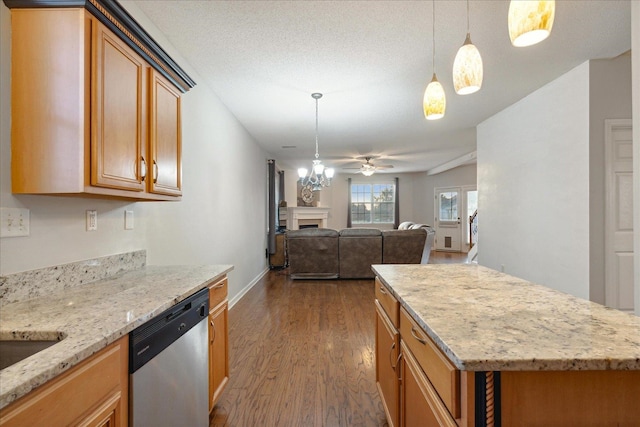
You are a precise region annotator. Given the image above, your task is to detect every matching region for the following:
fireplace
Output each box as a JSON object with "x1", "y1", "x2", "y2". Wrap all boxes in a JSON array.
[{"x1": 280, "y1": 207, "x2": 330, "y2": 230}]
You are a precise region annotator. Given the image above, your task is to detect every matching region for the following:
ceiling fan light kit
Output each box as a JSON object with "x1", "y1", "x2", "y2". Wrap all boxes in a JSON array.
[
  {"x1": 298, "y1": 93, "x2": 334, "y2": 191},
  {"x1": 508, "y1": 0, "x2": 556, "y2": 47}
]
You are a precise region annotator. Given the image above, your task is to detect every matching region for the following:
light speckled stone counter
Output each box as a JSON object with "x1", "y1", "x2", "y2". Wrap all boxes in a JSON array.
[
  {"x1": 372, "y1": 263, "x2": 640, "y2": 372},
  {"x1": 0, "y1": 264, "x2": 233, "y2": 409}
]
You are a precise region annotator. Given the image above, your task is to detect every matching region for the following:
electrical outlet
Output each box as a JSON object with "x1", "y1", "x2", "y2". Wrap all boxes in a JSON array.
[
  {"x1": 86, "y1": 210, "x2": 97, "y2": 231},
  {"x1": 0, "y1": 207, "x2": 30, "y2": 238}
]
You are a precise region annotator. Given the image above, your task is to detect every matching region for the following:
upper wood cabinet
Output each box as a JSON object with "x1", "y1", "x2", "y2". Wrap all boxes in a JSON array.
[
  {"x1": 7, "y1": 3, "x2": 193, "y2": 201},
  {"x1": 149, "y1": 69, "x2": 182, "y2": 196}
]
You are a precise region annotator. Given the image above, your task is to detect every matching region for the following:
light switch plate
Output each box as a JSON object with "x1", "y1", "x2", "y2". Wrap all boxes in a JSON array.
[
  {"x1": 0, "y1": 207, "x2": 30, "y2": 238},
  {"x1": 125, "y1": 210, "x2": 134, "y2": 230}
]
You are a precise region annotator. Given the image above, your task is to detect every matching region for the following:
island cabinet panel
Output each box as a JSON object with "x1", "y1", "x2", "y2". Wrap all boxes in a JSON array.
[
  {"x1": 375, "y1": 300, "x2": 400, "y2": 427},
  {"x1": 500, "y1": 370, "x2": 640, "y2": 426},
  {"x1": 208, "y1": 276, "x2": 229, "y2": 412},
  {"x1": 0, "y1": 336, "x2": 128, "y2": 427},
  {"x1": 9, "y1": 8, "x2": 182, "y2": 201}
]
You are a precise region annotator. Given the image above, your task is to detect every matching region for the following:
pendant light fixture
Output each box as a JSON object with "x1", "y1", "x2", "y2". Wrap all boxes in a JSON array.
[
  {"x1": 452, "y1": 0, "x2": 483, "y2": 95},
  {"x1": 508, "y1": 0, "x2": 555, "y2": 47},
  {"x1": 423, "y1": 0, "x2": 445, "y2": 120},
  {"x1": 298, "y1": 93, "x2": 334, "y2": 191}
]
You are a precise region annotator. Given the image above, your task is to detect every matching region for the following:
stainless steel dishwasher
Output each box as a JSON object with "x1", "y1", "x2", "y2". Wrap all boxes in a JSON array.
[{"x1": 129, "y1": 288, "x2": 209, "y2": 427}]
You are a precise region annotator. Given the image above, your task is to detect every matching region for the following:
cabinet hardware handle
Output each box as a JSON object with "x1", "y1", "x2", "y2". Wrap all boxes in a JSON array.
[
  {"x1": 153, "y1": 160, "x2": 158, "y2": 183},
  {"x1": 396, "y1": 353, "x2": 403, "y2": 382},
  {"x1": 211, "y1": 318, "x2": 216, "y2": 343},
  {"x1": 410, "y1": 327, "x2": 428, "y2": 345},
  {"x1": 389, "y1": 342, "x2": 397, "y2": 371},
  {"x1": 140, "y1": 156, "x2": 147, "y2": 181},
  {"x1": 379, "y1": 286, "x2": 387, "y2": 295},
  {"x1": 212, "y1": 283, "x2": 225, "y2": 290}
]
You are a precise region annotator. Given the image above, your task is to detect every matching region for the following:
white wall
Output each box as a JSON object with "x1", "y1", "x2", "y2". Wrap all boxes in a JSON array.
[
  {"x1": 478, "y1": 62, "x2": 591, "y2": 299},
  {"x1": 0, "y1": 3, "x2": 271, "y2": 302},
  {"x1": 633, "y1": 2, "x2": 640, "y2": 317}
]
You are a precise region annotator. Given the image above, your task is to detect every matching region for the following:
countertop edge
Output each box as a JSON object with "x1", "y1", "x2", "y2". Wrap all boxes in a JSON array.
[{"x1": 0, "y1": 264, "x2": 234, "y2": 410}]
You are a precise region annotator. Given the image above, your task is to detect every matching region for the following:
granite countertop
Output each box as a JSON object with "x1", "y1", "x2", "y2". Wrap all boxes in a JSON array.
[
  {"x1": 372, "y1": 263, "x2": 640, "y2": 372},
  {"x1": 0, "y1": 264, "x2": 233, "y2": 409}
]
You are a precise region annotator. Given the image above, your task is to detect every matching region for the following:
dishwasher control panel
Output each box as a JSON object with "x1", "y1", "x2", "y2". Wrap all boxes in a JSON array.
[{"x1": 129, "y1": 287, "x2": 209, "y2": 373}]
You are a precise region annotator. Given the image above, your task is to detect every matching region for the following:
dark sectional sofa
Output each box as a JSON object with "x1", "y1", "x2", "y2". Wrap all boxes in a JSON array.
[{"x1": 286, "y1": 226, "x2": 435, "y2": 280}]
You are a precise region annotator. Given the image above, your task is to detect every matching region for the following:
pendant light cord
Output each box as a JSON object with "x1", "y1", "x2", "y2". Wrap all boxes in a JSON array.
[
  {"x1": 314, "y1": 96, "x2": 319, "y2": 159},
  {"x1": 432, "y1": 0, "x2": 436, "y2": 74},
  {"x1": 466, "y1": 0, "x2": 470, "y2": 33}
]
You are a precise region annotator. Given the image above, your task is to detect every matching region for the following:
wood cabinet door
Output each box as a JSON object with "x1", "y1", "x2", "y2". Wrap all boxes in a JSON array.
[
  {"x1": 149, "y1": 69, "x2": 182, "y2": 196},
  {"x1": 375, "y1": 301, "x2": 400, "y2": 427},
  {"x1": 400, "y1": 341, "x2": 457, "y2": 427},
  {"x1": 209, "y1": 301, "x2": 229, "y2": 411},
  {"x1": 91, "y1": 19, "x2": 145, "y2": 192}
]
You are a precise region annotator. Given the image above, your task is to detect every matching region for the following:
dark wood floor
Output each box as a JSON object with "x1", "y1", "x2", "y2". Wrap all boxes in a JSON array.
[{"x1": 210, "y1": 251, "x2": 467, "y2": 427}]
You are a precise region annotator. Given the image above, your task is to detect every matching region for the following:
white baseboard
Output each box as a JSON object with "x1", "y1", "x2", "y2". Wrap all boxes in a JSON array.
[{"x1": 228, "y1": 267, "x2": 270, "y2": 309}]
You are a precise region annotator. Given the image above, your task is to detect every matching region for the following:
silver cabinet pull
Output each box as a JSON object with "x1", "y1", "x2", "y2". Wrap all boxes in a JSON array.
[
  {"x1": 153, "y1": 160, "x2": 158, "y2": 183},
  {"x1": 379, "y1": 286, "x2": 387, "y2": 295},
  {"x1": 410, "y1": 327, "x2": 427, "y2": 345},
  {"x1": 140, "y1": 156, "x2": 147, "y2": 181},
  {"x1": 210, "y1": 318, "x2": 216, "y2": 343},
  {"x1": 389, "y1": 342, "x2": 397, "y2": 371}
]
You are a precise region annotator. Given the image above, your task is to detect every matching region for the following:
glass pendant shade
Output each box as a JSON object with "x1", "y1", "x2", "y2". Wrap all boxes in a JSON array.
[
  {"x1": 298, "y1": 168, "x2": 308, "y2": 179},
  {"x1": 423, "y1": 73, "x2": 446, "y2": 120},
  {"x1": 325, "y1": 168, "x2": 335, "y2": 178},
  {"x1": 453, "y1": 34, "x2": 483, "y2": 95},
  {"x1": 508, "y1": 0, "x2": 555, "y2": 47}
]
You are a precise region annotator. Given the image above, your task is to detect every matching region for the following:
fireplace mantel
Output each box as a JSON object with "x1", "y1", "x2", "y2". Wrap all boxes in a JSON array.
[{"x1": 280, "y1": 207, "x2": 330, "y2": 230}]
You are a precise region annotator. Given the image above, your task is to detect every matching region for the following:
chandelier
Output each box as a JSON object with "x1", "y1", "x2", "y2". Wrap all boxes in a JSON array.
[{"x1": 298, "y1": 93, "x2": 334, "y2": 191}]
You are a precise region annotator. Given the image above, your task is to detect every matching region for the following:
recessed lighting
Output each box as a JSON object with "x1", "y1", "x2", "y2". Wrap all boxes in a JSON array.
[{"x1": 281, "y1": 145, "x2": 297, "y2": 149}]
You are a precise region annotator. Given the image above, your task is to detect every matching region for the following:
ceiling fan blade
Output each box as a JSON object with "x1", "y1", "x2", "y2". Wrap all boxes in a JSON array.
[{"x1": 375, "y1": 164, "x2": 394, "y2": 169}]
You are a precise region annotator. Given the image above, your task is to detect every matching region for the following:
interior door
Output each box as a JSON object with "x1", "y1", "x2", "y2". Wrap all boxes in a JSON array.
[
  {"x1": 605, "y1": 119, "x2": 634, "y2": 313},
  {"x1": 434, "y1": 188, "x2": 462, "y2": 252}
]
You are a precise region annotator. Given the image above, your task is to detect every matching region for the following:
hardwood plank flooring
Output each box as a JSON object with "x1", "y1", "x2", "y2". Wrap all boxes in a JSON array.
[{"x1": 210, "y1": 270, "x2": 389, "y2": 427}]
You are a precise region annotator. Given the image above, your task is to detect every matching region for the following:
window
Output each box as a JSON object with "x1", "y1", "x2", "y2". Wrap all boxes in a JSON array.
[{"x1": 351, "y1": 183, "x2": 395, "y2": 224}]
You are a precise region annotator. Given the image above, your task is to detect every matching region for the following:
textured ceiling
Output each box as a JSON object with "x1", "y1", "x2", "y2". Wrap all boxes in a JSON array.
[{"x1": 129, "y1": 0, "x2": 631, "y2": 174}]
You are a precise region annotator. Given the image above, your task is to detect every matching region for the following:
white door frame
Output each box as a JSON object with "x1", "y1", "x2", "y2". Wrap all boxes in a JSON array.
[{"x1": 605, "y1": 119, "x2": 634, "y2": 312}]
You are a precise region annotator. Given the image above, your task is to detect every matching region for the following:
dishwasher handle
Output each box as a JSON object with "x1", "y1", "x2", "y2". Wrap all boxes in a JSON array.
[{"x1": 166, "y1": 301, "x2": 192, "y2": 322}]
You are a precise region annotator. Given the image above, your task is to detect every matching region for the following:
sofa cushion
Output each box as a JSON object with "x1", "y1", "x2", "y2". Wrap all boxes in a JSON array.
[
  {"x1": 382, "y1": 229, "x2": 427, "y2": 264},
  {"x1": 287, "y1": 228, "x2": 339, "y2": 238},
  {"x1": 339, "y1": 228, "x2": 382, "y2": 237},
  {"x1": 286, "y1": 228, "x2": 339, "y2": 279},
  {"x1": 338, "y1": 229, "x2": 382, "y2": 279}
]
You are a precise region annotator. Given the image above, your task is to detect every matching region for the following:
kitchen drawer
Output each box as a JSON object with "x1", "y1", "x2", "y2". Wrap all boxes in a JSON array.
[
  {"x1": 400, "y1": 307, "x2": 460, "y2": 418},
  {"x1": 375, "y1": 277, "x2": 399, "y2": 328},
  {"x1": 208, "y1": 276, "x2": 228, "y2": 308}
]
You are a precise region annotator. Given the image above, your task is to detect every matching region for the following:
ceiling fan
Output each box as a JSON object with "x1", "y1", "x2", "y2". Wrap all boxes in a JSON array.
[{"x1": 343, "y1": 156, "x2": 394, "y2": 176}]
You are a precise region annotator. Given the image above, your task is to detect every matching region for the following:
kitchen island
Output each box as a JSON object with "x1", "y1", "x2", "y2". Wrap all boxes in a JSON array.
[
  {"x1": 0, "y1": 254, "x2": 232, "y2": 418},
  {"x1": 372, "y1": 263, "x2": 640, "y2": 426}
]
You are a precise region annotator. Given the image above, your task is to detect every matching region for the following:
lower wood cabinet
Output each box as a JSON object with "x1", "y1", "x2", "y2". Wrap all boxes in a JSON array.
[
  {"x1": 0, "y1": 336, "x2": 128, "y2": 427},
  {"x1": 208, "y1": 276, "x2": 230, "y2": 413},
  {"x1": 375, "y1": 301, "x2": 400, "y2": 427},
  {"x1": 401, "y1": 341, "x2": 457, "y2": 427}
]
